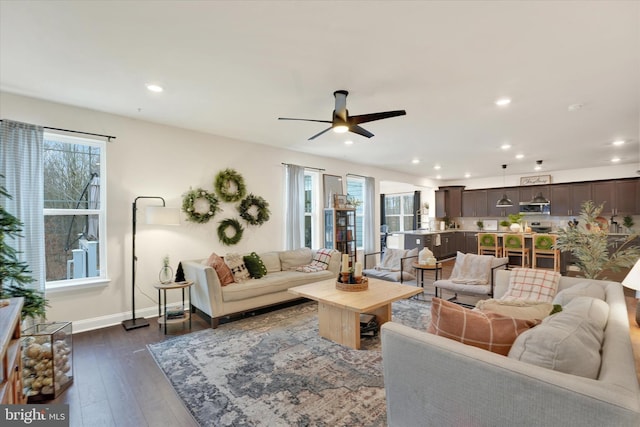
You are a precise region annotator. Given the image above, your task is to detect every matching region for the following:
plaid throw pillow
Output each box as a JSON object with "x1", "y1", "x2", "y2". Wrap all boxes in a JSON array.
[
  {"x1": 224, "y1": 253, "x2": 251, "y2": 283},
  {"x1": 501, "y1": 268, "x2": 561, "y2": 303},
  {"x1": 296, "y1": 248, "x2": 335, "y2": 273},
  {"x1": 428, "y1": 298, "x2": 540, "y2": 356}
]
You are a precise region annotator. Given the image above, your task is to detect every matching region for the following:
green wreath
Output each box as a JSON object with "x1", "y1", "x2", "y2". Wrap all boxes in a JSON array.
[
  {"x1": 239, "y1": 194, "x2": 271, "y2": 226},
  {"x1": 535, "y1": 235, "x2": 554, "y2": 250},
  {"x1": 182, "y1": 188, "x2": 220, "y2": 224},
  {"x1": 217, "y1": 218, "x2": 244, "y2": 246},
  {"x1": 480, "y1": 234, "x2": 495, "y2": 247},
  {"x1": 505, "y1": 235, "x2": 521, "y2": 248},
  {"x1": 214, "y1": 168, "x2": 247, "y2": 202}
]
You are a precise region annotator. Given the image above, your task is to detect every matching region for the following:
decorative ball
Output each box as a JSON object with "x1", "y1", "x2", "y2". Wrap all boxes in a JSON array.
[{"x1": 26, "y1": 343, "x2": 42, "y2": 359}]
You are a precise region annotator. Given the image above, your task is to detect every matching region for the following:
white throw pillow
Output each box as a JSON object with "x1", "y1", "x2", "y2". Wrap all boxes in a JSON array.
[
  {"x1": 224, "y1": 253, "x2": 251, "y2": 283},
  {"x1": 475, "y1": 299, "x2": 553, "y2": 321},
  {"x1": 508, "y1": 296, "x2": 609, "y2": 379},
  {"x1": 279, "y1": 247, "x2": 313, "y2": 270},
  {"x1": 501, "y1": 268, "x2": 560, "y2": 303},
  {"x1": 259, "y1": 251, "x2": 282, "y2": 273},
  {"x1": 377, "y1": 248, "x2": 407, "y2": 271},
  {"x1": 552, "y1": 281, "x2": 606, "y2": 306}
]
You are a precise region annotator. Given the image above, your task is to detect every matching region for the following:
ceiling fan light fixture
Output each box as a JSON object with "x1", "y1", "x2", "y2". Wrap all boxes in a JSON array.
[{"x1": 333, "y1": 124, "x2": 349, "y2": 134}]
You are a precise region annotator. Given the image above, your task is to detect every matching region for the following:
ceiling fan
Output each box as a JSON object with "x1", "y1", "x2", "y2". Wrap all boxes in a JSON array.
[{"x1": 278, "y1": 90, "x2": 406, "y2": 140}]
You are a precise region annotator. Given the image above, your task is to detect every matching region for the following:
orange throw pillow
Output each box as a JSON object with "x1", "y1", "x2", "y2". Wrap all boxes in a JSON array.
[
  {"x1": 428, "y1": 298, "x2": 540, "y2": 356},
  {"x1": 205, "y1": 252, "x2": 235, "y2": 286}
]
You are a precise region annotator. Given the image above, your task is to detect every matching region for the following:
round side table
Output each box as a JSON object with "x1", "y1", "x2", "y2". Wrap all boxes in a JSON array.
[
  {"x1": 411, "y1": 262, "x2": 443, "y2": 297},
  {"x1": 154, "y1": 281, "x2": 193, "y2": 334}
]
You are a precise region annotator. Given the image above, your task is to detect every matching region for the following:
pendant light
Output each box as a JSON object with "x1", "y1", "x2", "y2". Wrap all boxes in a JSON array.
[
  {"x1": 530, "y1": 160, "x2": 550, "y2": 205},
  {"x1": 496, "y1": 164, "x2": 513, "y2": 207}
]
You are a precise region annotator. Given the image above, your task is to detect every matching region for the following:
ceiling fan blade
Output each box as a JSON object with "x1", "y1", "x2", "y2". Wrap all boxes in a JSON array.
[
  {"x1": 278, "y1": 117, "x2": 332, "y2": 124},
  {"x1": 349, "y1": 125, "x2": 374, "y2": 139},
  {"x1": 308, "y1": 127, "x2": 333, "y2": 140},
  {"x1": 348, "y1": 110, "x2": 407, "y2": 125}
]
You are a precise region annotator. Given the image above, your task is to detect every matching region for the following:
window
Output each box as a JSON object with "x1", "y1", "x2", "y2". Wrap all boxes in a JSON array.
[
  {"x1": 346, "y1": 176, "x2": 364, "y2": 249},
  {"x1": 384, "y1": 193, "x2": 414, "y2": 233},
  {"x1": 304, "y1": 170, "x2": 320, "y2": 248},
  {"x1": 43, "y1": 133, "x2": 107, "y2": 289}
]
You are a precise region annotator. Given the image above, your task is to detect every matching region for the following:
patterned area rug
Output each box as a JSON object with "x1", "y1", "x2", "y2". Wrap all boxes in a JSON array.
[{"x1": 148, "y1": 297, "x2": 432, "y2": 427}]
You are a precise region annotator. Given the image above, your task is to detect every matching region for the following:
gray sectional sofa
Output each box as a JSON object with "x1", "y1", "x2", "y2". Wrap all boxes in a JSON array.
[
  {"x1": 182, "y1": 248, "x2": 341, "y2": 328},
  {"x1": 382, "y1": 270, "x2": 640, "y2": 427}
]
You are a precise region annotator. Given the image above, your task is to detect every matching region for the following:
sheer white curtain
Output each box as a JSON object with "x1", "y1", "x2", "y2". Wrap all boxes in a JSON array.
[
  {"x1": 363, "y1": 176, "x2": 376, "y2": 255},
  {"x1": 284, "y1": 164, "x2": 305, "y2": 250},
  {"x1": 0, "y1": 120, "x2": 45, "y2": 290}
]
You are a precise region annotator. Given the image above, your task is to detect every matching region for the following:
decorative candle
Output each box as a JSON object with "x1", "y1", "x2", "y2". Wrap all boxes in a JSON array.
[
  {"x1": 354, "y1": 261, "x2": 363, "y2": 278},
  {"x1": 341, "y1": 254, "x2": 349, "y2": 273}
]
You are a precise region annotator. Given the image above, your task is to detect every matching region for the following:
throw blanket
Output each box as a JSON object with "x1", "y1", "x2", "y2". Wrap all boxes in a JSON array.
[{"x1": 450, "y1": 253, "x2": 493, "y2": 285}]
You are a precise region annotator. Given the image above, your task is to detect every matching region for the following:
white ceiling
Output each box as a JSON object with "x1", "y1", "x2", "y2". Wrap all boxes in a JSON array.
[{"x1": 1, "y1": 1, "x2": 638, "y2": 180}]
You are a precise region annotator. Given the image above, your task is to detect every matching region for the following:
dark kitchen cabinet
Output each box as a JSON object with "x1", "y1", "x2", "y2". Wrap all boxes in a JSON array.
[
  {"x1": 435, "y1": 186, "x2": 464, "y2": 218},
  {"x1": 550, "y1": 183, "x2": 592, "y2": 216},
  {"x1": 464, "y1": 232, "x2": 478, "y2": 254},
  {"x1": 486, "y1": 188, "x2": 519, "y2": 217},
  {"x1": 592, "y1": 179, "x2": 639, "y2": 215},
  {"x1": 462, "y1": 190, "x2": 488, "y2": 217},
  {"x1": 433, "y1": 232, "x2": 456, "y2": 260}
]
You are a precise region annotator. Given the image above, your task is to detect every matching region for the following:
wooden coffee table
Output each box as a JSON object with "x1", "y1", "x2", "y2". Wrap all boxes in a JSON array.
[{"x1": 289, "y1": 277, "x2": 423, "y2": 350}]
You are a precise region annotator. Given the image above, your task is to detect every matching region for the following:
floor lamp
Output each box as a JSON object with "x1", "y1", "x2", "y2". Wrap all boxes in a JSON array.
[
  {"x1": 122, "y1": 196, "x2": 180, "y2": 331},
  {"x1": 622, "y1": 258, "x2": 640, "y2": 327}
]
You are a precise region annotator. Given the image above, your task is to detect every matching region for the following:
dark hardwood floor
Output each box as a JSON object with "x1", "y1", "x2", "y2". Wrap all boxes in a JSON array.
[{"x1": 49, "y1": 262, "x2": 640, "y2": 426}]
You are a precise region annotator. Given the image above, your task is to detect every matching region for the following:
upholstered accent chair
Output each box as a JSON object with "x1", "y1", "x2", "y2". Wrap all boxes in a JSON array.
[{"x1": 434, "y1": 252, "x2": 509, "y2": 306}]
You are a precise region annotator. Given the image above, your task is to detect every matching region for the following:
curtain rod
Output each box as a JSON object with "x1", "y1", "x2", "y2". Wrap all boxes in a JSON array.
[
  {"x1": 0, "y1": 120, "x2": 116, "y2": 141},
  {"x1": 346, "y1": 173, "x2": 369, "y2": 179},
  {"x1": 281, "y1": 162, "x2": 325, "y2": 172}
]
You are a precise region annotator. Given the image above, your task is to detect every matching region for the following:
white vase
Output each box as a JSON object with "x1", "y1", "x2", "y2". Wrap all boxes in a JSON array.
[{"x1": 510, "y1": 223, "x2": 521, "y2": 232}]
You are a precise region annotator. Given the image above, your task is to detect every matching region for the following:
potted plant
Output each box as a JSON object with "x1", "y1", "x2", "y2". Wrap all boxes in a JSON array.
[
  {"x1": 0, "y1": 175, "x2": 49, "y2": 321},
  {"x1": 623, "y1": 215, "x2": 634, "y2": 233},
  {"x1": 476, "y1": 220, "x2": 484, "y2": 231},
  {"x1": 499, "y1": 220, "x2": 511, "y2": 232},
  {"x1": 555, "y1": 200, "x2": 640, "y2": 279},
  {"x1": 508, "y1": 213, "x2": 524, "y2": 232}
]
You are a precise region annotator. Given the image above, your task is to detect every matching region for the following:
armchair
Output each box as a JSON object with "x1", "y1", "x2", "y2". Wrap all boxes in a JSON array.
[
  {"x1": 434, "y1": 252, "x2": 508, "y2": 306},
  {"x1": 363, "y1": 248, "x2": 419, "y2": 283}
]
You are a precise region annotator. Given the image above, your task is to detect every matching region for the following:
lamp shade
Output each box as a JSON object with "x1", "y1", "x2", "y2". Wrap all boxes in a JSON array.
[
  {"x1": 622, "y1": 258, "x2": 640, "y2": 292},
  {"x1": 145, "y1": 206, "x2": 180, "y2": 225}
]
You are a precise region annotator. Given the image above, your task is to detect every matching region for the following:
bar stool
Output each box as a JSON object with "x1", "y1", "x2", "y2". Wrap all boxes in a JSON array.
[
  {"x1": 477, "y1": 233, "x2": 503, "y2": 257},
  {"x1": 503, "y1": 233, "x2": 530, "y2": 268},
  {"x1": 532, "y1": 233, "x2": 560, "y2": 271}
]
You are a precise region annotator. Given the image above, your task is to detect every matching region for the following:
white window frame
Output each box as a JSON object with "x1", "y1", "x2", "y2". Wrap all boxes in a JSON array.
[
  {"x1": 43, "y1": 132, "x2": 108, "y2": 291},
  {"x1": 304, "y1": 169, "x2": 321, "y2": 249},
  {"x1": 385, "y1": 193, "x2": 414, "y2": 233}
]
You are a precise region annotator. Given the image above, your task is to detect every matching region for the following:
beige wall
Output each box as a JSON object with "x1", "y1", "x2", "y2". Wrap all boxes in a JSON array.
[{"x1": 1, "y1": 91, "x2": 432, "y2": 331}]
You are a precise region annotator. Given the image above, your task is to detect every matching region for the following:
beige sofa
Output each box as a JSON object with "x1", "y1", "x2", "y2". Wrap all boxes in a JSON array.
[
  {"x1": 382, "y1": 270, "x2": 640, "y2": 427},
  {"x1": 182, "y1": 248, "x2": 341, "y2": 328}
]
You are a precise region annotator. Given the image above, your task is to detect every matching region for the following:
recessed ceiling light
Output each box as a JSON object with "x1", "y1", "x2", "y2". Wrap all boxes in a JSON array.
[
  {"x1": 146, "y1": 84, "x2": 163, "y2": 93},
  {"x1": 464, "y1": 173, "x2": 471, "y2": 178},
  {"x1": 412, "y1": 159, "x2": 420, "y2": 164},
  {"x1": 434, "y1": 164, "x2": 441, "y2": 170},
  {"x1": 568, "y1": 103, "x2": 585, "y2": 112},
  {"x1": 495, "y1": 98, "x2": 511, "y2": 106},
  {"x1": 611, "y1": 157, "x2": 621, "y2": 163},
  {"x1": 501, "y1": 144, "x2": 511, "y2": 150},
  {"x1": 612, "y1": 140, "x2": 625, "y2": 146},
  {"x1": 436, "y1": 175, "x2": 442, "y2": 180},
  {"x1": 515, "y1": 154, "x2": 524, "y2": 159},
  {"x1": 344, "y1": 140, "x2": 353, "y2": 145}
]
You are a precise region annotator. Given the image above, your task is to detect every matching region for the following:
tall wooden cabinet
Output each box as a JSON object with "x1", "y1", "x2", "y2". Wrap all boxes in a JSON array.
[
  {"x1": 324, "y1": 208, "x2": 357, "y2": 265},
  {"x1": 1, "y1": 297, "x2": 26, "y2": 404}
]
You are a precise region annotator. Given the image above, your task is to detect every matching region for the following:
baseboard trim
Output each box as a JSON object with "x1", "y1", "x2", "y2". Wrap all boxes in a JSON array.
[{"x1": 71, "y1": 306, "x2": 159, "y2": 334}]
